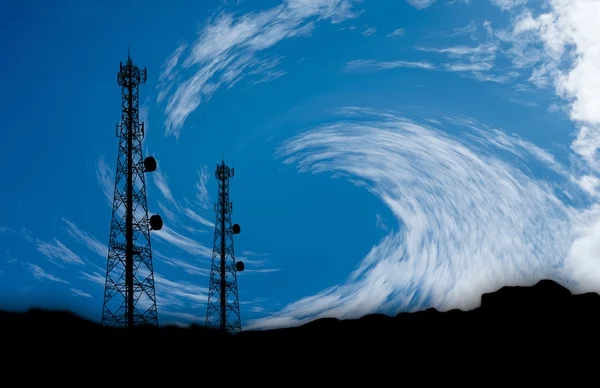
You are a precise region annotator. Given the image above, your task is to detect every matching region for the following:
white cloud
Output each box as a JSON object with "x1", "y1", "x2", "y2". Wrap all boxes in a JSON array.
[
  {"x1": 248, "y1": 56, "x2": 288, "y2": 86},
  {"x1": 153, "y1": 272, "x2": 210, "y2": 308},
  {"x1": 159, "y1": 44, "x2": 187, "y2": 82},
  {"x1": 240, "y1": 297, "x2": 269, "y2": 306},
  {"x1": 151, "y1": 164, "x2": 218, "y2": 236},
  {"x1": 507, "y1": 96, "x2": 537, "y2": 107},
  {"x1": 27, "y1": 263, "x2": 70, "y2": 284},
  {"x1": 362, "y1": 27, "x2": 376, "y2": 37},
  {"x1": 247, "y1": 108, "x2": 579, "y2": 330},
  {"x1": 338, "y1": 25, "x2": 357, "y2": 32},
  {"x1": 376, "y1": 214, "x2": 388, "y2": 231},
  {"x1": 573, "y1": 175, "x2": 600, "y2": 197},
  {"x1": 71, "y1": 288, "x2": 93, "y2": 298},
  {"x1": 237, "y1": 256, "x2": 267, "y2": 267},
  {"x1": 443, "y1": 21, "x2": 479, "y2": 38},
  {"x1": 157, "y1": 43, "x2": 188, "y2": 105},
  {"x1": 183, "y1": 208, "x2": 215, "y2": 228},
  {"x1": 237, "y1": 250, "x2": 277, "y2": 270},
  {"x1": 345, "y1": 56, "x2": 518, "y2": 84},
  {"x1": 347, "y1": 21, "x2": 521, "y2": 84},
  {"x1": 139, "y1": 98, "x2": 150, "y2": 142},
  {"x1": 501, "y1": 1, "x2": 600, "y2": 171},
  {"x1": 62, "y1": 218, "x2": 108, "y2": 258},
  {"x1": 154, "y1": 251, "x2": 211, "y2": 276},
  {"x1": 158, "y1": 0, "x2": 361, "y2": 138},
  {"x1": 414, "y1": 21, "x2": 521, "y2": 83},
  {"x1": 345, "y1": 59, "x2": 437, "y2": 71},
  {"x1": 242, "y1": 268, "x2": 281, "y2": 273},
  {"x1": 157, "y1": 200, "x2": 179, "y2": 224},
  {"x1": 387, "y1": 28, "x2": 405, "y2": 37},
  {"x1": 20, "y1": 227, "x2": 34, "y2": 242},
  {"x1": 406, "y1": 0, "x2": 437, "y2": 9},
  {"x1": 153, "y1": 225, "x2": 213, "y2": 258},
  {"x1": 80, "y1": 270, "x2": 106, "y2": 285},
  {"x1": 96, "y1": 157, "x2": 115, "y2": 207},
  {"x1": 490, "y1": 0, "x2": 527, "y2": 11},
  {"x1": 153, "y1": 168, "x2": 178, "y2": 209},
  {"x1": 491, "y1": 2, "x2": 600, "y2": 295},
  {"x1": 36, "y1": 238, "x2": 85, "y2": 266},
  {"x1": 242, "y1": 251, "x2": 271, "y2": 257},
  {"x1": 195, "y1": 165, "x2": 211, "y2": 210},
  {"x1": 184, "y1": 226, "x2": 208, "y2": 234},
  {"x1": 562, "y1": 200, "x2": 600, "y2": 297},
  {"x1": 449, "y1": 115, "x2": 569, "y2": 177}
]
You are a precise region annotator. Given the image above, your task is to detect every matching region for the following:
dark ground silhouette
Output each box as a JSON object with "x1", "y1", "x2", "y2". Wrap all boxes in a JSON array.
[{"x1": 2, "y1": 279, "x2": 599, "y2": 340}]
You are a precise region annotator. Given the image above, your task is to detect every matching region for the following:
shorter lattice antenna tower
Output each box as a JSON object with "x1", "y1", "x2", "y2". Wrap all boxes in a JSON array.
[{"x1": 206, "y1": 158, "x2": 245, "y2": 333}]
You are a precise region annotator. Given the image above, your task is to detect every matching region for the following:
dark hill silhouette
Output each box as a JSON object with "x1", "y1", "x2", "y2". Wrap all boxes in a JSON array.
[{"x1": 2, "y1": 279, "x2": 600, "y2": 339}]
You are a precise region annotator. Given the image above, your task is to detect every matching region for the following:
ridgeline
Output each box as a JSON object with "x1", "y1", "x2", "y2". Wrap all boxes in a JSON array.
[{"x1": 2, "y1": 279, "x2": 599, "y2": 340}]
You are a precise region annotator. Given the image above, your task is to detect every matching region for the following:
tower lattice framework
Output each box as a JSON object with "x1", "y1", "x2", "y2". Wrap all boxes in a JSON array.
[
  {"x1": 206, "y1": 159, "x2": 245, "y2": 333},
  {"x1": 101, "y1": 52, "x2": 163, "y2": 328}
]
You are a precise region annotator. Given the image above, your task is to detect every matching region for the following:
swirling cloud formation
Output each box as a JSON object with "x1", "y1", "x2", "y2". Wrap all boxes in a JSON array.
[{"x1": 246, "y1": 108, "x2": 588, "y2": 330}]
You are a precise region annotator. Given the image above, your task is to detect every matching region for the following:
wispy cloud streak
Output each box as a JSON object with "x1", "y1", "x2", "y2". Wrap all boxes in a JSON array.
[
  {"x1": 345, "y1": 59, "x2": 436, "y2": 71},
  {"x1": 71, "y1": 288, "x2": 93, "y2": 298},
  {"x1": 406, "y1": 0, "x2": 437, "y2": 9},
  {"x1": 490, "y1": 0, "x2": 527, "y2": 11},
  {"x1": 158, "y1": 0, "x2": 361, "y2": 138},
  {"x1": 362, "y1": 27, "x2": 376, "y2": 37},
  {"x1": 414, "y1": 21, "x2": 520, "y2": 83},
  {"x1": 183, "y1": 208, "x2": 215, "y2": 228},
  {"x1": 153, "y1": 169, "x2": 178, "y2": 209},
  {"x1": 80, "y1": 270, "x2": 106, "y2": 285},
  {"x1": 387, "y1": 28, "x2": 405, "y2": 37},
  {"x1": 36, "y1": 239, "x2": 85, "y2": 266},
  {"x1": 243, "y1": 268, "x2": 281, "y2": 273},
  {"x1": 158, "y1": 200, "x2": 179, "y2": 224},
  {"x1": 62, "y1": 218, "x2": 107, "y2": 259},
  {"x1": 349, "y1": 21, "x2": 521, "y2": 84},
  {"x1": 153, "y1": 272, "x2": 210, "y2": 308},
  {"x1": 28, "y1": 263, "x2": 70, "y2": 284},
  {"x1": 154, "y1": 251, "x2": 211, "y2": 276},
  {"x1": 153, "y1": 225, "x2": 213, "y2": 258},
  {"x1": 195, "y1": 165, "x2": 211, "y2": 211},
  {"x1": 96, "y1": 157, "x2": 115, "y2": 207}
]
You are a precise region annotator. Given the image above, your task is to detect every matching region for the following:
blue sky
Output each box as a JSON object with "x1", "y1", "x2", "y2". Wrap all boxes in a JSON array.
[{"x1": 2, "y1": 0, "x2": 600, "y2": 329}]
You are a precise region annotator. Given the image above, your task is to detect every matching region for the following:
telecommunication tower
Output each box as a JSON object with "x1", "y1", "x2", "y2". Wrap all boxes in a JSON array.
[
  {"x1": 206, "y1": 159, "x2": 245, "y2": 333},
  {"x1": 101, "y1": 51, "x2": 163, "y2": 328}
]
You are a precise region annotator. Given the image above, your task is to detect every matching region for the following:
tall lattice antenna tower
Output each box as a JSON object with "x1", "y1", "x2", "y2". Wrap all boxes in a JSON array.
[
  {"x1": 206, "y1": 159, "x2": 245, "y2": 333},
  {"x1": 101, "y1": 52, "x2": 164, "y2": 328}
]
